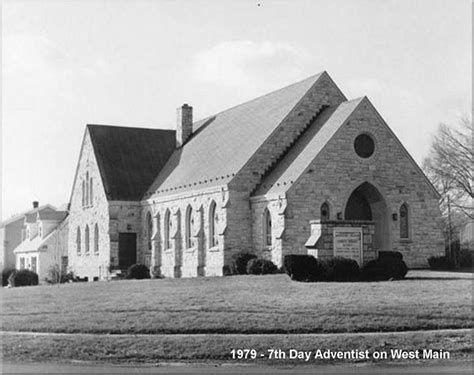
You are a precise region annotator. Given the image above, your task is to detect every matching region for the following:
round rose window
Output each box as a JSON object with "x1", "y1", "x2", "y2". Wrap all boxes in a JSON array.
[{"x1": 354, "y1": 134, "x2": 375, "y2": 158}]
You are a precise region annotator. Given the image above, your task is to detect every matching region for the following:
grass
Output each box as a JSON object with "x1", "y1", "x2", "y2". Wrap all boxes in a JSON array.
[
  {"x1": 1, "y1": 270, "x2": 472, "y2": 334},
  {"x1": 2, "y1": 330, "x2": 472, "y2": 365}
]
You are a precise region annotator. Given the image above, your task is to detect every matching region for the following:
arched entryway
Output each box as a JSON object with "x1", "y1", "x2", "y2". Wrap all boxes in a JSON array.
[{"x1": 344, "y1": 182, "x2": 390, "y2": 251}]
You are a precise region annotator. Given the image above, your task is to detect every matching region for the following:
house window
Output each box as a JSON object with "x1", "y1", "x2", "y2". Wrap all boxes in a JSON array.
[
  {"x1": 146, "y1": 212, "x2": 153, "y2": 251},
  {"x1": 185, "y1": 206, "x2": 194, "y2": 249},
  {"x1": 31, "y1": 256, "x2": 37, "y2": 273},
  {"x1": 19, "y1": 257, "x2": 25, "y2": 270},
  {"x1": 26, "y1": 227, "x2": 30, "y2": 240},
  {"x1": 321, "y1": 202, "x2": 330, "y2": 221},
  {"x1": 89, "y1": 177, "x2": 93, "y2": 206},
  {"x1": 85, "y1": 225, "x2": 90, "y2": 254},
  {"x1": 400, "y1": 203, "x2": 409, "y2": 239},
  {"x1": 264, "y1": 208, "x2": 272, "y2": 246},
  {"x1": 209, "y1": 201, "x2": 218, "y2": 247},
  {"x1": 94, "y1": 224, "x2": 99, "y2": 254},
  {"x1": 38, "y1": 225, "x2": 43, "y2": 238},
  {"x1": 76, "y1": 227, "x2": 81, "y2": 255},
  {"x1": 164, "y1": 209, "x2": 171, "y2": 249}
]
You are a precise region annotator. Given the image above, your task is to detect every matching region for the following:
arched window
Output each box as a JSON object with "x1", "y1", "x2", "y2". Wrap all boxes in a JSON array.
[
  {"x1": 89, "y1": 177, "x2": 93, "y2": 206},
  {"x1": 94, "y1": 224, "x2": 99, "y2": 254},
  {"x1": 400, "y1": 203, "x2": 409, "y2": 239},
  {"x1": 209, "y1": 201, "x2": 218, "y2": 247},
  {"x1": 264, "y1": 208, "x2": 272, "y2": 246},
  {"x1": 164, "y1": 209, "x2": 171, "y2": 249},
  {"x1": 185, "y1": 206, "x2": 194, "y2": 248},
  {"x1": 85, "y1": 225, "x2": 90, "y2": 254},
  {"x1": 320, "y1": 202, "x2": 330, "y2": 221},
  {"x1": 82, "y1": 180, "x2": 85, "y2": 207},
  {"x1": 146, "y1": 212, "x2": 153, "y2": 251},
  {"x1": 76, "y1": 227, "x2": 81, "y2": 255},
  {"x1": 85, "y1": 172, "x2": 89, "y2": 206}
]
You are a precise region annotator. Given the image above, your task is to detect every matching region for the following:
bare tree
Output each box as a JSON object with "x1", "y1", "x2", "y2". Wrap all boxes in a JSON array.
[{"x1": 423, "y1": 118, "x2": 473, "y2": 222}]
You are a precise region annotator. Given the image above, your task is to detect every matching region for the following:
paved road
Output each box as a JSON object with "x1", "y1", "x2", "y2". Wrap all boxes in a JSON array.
[{"x1": 2, "y1": 361, "x2": 473, "y2": 374}]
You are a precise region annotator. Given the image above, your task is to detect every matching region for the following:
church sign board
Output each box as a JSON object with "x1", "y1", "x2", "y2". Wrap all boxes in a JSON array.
[{"x1": 333, "y1": 227, "x2": 363, "y2": 265}]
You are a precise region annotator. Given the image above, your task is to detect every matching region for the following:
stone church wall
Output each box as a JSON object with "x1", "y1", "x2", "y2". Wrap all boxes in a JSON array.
[
  {"x1": 68, "y1": 131, "x2": 111, "y2": 281},
  {"x1": 144, "y1": 186, "x2": 230, "y2": 278},
  {"x1": 283, "y1": 99, "x2": 444, "y2": 268}
]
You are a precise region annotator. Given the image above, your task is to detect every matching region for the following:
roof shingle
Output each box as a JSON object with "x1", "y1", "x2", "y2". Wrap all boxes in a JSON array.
[
  {"x1": 88, "y1": 125, "x2": 176, "y2": 201},
  {"x1": 146, "y1": 73, "x2": 324, "y2": 197}
]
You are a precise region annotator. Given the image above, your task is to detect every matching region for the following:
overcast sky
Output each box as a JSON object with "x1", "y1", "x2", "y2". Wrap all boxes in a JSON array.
[{"x1": 1, "y1": 0, "x2": 471, "y2": 219}]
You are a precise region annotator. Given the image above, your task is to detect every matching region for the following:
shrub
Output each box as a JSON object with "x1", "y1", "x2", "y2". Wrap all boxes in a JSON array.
[
  {"x1": 2, "y1": 266, "x2": 16, "y2": 286},
  {"x1": 246, "y1": 258, "x2": 277, "y2": 275},
  {"x1": 378, "y1": 251, "x2": 403, "y2": 261},
  {"x1": 362, "y1": 258, "x2": 408, "y2": 281},
  {"x1": 321, "y1": 257, "x2": 360, "y2": 282},
  {"x1": 427, "y1": 256, "x2": 454, "y2": 270},
  {"x1": 8, "y1": 269, "x2": 39, "y2": 287},
  {"x1": 459, "y1": 248, "x2": 473, "y2": 268},
  {"x1": 125, "y1": 264, "x2": 150, "y2": 279},
  {"x1": 283, "y1": 255, "x2": 326, "y2": 282},
  {"x1": 230, "y1": 252, "x2": 257, "y2": 275}
]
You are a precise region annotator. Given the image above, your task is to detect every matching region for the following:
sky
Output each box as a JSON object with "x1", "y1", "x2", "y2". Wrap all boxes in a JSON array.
[{"x1": 1, "y1": 0, "x2": 471, "y2": 220}]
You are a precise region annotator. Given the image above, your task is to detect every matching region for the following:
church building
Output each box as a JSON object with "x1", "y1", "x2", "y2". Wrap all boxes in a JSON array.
[{"x1": 68, "y1": 71, "x2": 444, "y2": 280}]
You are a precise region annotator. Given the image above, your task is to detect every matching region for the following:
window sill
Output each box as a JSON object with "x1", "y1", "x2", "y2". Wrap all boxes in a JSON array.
[
  {"x1": 209, "y1": 246, "x2": 220, "y2": 252},
  {"x1": 399, "y1": 239, "x2": 412, "y2": 244},
  {"x1": 185, "y1": 247, "x2": 196, "y2": 253}
]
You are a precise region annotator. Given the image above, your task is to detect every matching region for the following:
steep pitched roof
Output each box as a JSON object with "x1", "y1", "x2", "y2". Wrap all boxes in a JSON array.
[
  {"x1": 37, "y1": 211, "x2": 68, "y2": 222},
  {"x1": 87, "y1": 125, "x2": 176, "y2": 201},
  {"x1": 253, "y1": 98, "x2": 365, "y2": 196},
  {"x1": 145, "y1": 73, "x2": 326, "y2": 198},
  {"x1": 0, "y1": 205, "x2": 56, "y2": 228}
]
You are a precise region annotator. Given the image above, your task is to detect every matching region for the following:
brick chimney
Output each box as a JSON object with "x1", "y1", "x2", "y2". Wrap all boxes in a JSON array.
[
  {"x1": 32, "y1": 201, "x2": 39, "y2": 209},
  {"x1": 176, "y1": 104, "x2": 193, "y2": 148}
]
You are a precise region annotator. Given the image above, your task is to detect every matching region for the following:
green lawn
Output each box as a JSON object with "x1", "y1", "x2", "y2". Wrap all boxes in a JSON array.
[{"x1": 1, "y1": 270, "x2": 472, "y2": 334}]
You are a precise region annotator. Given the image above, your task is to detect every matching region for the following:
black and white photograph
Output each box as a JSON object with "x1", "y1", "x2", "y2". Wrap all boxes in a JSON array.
[{"x1": 1, "y1": 0, "x2": 472, "y2": 374}]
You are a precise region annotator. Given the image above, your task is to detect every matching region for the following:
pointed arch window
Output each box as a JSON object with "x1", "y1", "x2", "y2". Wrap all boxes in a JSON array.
[
  {"x1": 85, "y1": 225, "x2": 90, "y2": 254},
  {"x1": 89, "y1": 177, "x2": 93, "y2": 206},
  {"x1": 209, "y1": 201, "x2": 219, "y2": 247},
  {"x1": 321, "y1": 202, "x2": 330, "y2": 221},
  {"x1": 85, "y1": 172, "x2": 89, "y2": 206},
  {"x1": 164, "y1": 209, "x2": 171, "y2": 250},
  {"x1": 94, "y1": 224, "x2": 99, "y2": 254},
  {"x1": 264, "y1": 208, "x2": 272, "y2": 246},
  {"x1": 76, "y1": 227, "x2": 81, "y2": 255},
  {"x1": 146, "y1": 212, "x2": 153, "y2": 251},
  {"x1": 185, "y1": 206, "x2": 194, "y2": 249},
  {"x1": 82, "y1": 180, "x2": 86, "y2": 208},
  {"x1": 400, "y1": 203, "x2": 409, "y2": 239}
]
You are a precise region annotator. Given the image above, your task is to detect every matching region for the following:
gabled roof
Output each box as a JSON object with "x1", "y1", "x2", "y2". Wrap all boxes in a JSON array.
[
  {"x1": 253, "y1": 98, "x2": 365, "y2": 196},
  {"x1": 37, "y1": 211, "x2": 68, "y2": 222},
  {"x1": 0, "y1": 205, "x2": 56, "y2": 228},
  {"x1": 87, "y1": 125, "x2": 176, "y2": 201},
  {"x1": 145, "y1": 73, "x2": 326, "y2": 198}
]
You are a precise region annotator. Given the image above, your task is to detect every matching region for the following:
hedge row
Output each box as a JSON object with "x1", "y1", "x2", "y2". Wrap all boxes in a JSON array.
[
  {"x1": 283, "y1": 252, "x2": 408, "y2": 282},
  {"x1": 7, "y1": 269, "x2": 39, "y2": 287},
  {"x1": 230, "y1": 253, "x2": 278, "y2": 275}
]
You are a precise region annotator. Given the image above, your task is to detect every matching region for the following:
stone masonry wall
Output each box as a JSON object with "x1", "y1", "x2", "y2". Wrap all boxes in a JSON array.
[
  {"x1": 68, "y1": 130, "x2": 111, "y2": 280},
  {"x1": 143, "y1": 186, "x2": 228, "y2": 278},
  {"x1": 250, "y1": 196, "x2": 287, "y2": 266},
  {"x1": 284, "y1": 98, "x2": 444, "y2": 268}
]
